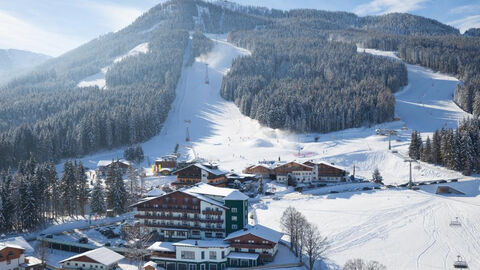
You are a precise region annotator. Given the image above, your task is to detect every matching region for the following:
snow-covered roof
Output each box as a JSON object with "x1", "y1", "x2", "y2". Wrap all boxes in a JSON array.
[
  {"x1": 173, "y1": 239, "x2": 229, "y2": 248},
  {"x1": 183, "y1": 190, "x2": 228, "y2": 209},
  {"x1": 225, "y1": 224, "x2": 283, "y2": 243},
  {"x1": 144, "y1": 261, "x2": 158, "y2": 268},
  {"x1": 186, "y1": 183, "x2": 249, "y2": 201},
  {"x1": 227, "y1": 252, "x2": 259, "y2": 260},
  {"x1": 316, "y1": 161, "x2": 348, "y2": 172},
  {"x1": 148, "y1": 242, "x2": 175, "y2": 252},
  {"x1": 186, "y1": 183, "x2": 236, "y2": 197},
  {"x1": 224, "y1": 190, "x2": 249, "y2": 201},
  {"x1": 175, "y1": 163, "x2": 227, "y2": 176},
  {"x1": 0, "y1": 237, "x2": 33, "y2": 254},
  {"x1": 146, "y1": 188, "x2": 166, "y2": 197},
  {"x1": 97, "y1": 159, "x2": 131, "y2": 167},
  {"x1": 21, "y1": 256, "x2": 42, "y2": 267},
  {"x1": 60, "y1": 247, "x2": 124, "y2": 265}
]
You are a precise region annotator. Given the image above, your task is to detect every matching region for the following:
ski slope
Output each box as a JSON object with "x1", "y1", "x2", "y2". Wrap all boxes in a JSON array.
[
  {"x1": 77, "y1": 42, "x2": 149, "y2": 89},
  {"x1": 254, "y1": 181, "x2": 480, "y2": 270},
  {"x1": 73, "y1": 35, "x2": 473, "y2": 185}
]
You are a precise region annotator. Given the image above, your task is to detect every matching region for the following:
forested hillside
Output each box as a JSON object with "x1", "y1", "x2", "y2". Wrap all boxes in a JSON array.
[
  {"x1": 0, "y1": 0, "x2": 472, "y2": 169},
  {"x1": 221, "y1": 13, "x2": 408, "y2": 132}
]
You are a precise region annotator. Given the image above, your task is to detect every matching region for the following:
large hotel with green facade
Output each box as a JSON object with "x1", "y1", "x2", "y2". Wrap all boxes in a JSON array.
[
  {"x1": 132, "y1": 183, "x2": 283, "y2": 269},
  {"x1": 132, "y1": 183, "x2": 249, "y2": 240}
]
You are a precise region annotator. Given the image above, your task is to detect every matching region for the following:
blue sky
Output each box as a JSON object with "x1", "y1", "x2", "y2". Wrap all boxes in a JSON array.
[{"x1": 0, "y1": 0, "x2": 478, "y2": 56}]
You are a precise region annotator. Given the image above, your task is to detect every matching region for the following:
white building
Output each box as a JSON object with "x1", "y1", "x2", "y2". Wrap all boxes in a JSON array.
[{"x1": 60, "y1": 247, "x2": 124, "y2": 270}]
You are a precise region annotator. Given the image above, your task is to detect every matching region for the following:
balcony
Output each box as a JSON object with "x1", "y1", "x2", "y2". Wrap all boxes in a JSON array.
[
  {"x1": 230, "y1": 243, "x2": 274, "y2": 249},
  {"x1": 202, "y1": 209, "x2": 223, "y2": 215},
  {"x1": 143, "y1": 223, "x2": 225, "y2": 232},
  {"x1": 137, "y1": 207, "x2": 199, "y2": 214}
]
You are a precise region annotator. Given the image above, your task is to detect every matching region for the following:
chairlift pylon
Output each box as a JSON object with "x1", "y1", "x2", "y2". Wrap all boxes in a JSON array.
[
  {"x1": 453, "y1": 255, "x2": 468, "y2": 269},
  {"x1": 450, "y1": 217, "x2": 461, "y2": 226}
]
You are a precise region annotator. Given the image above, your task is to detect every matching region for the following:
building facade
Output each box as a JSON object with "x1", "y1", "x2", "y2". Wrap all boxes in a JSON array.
[
  {"x1": 147, "y1": 225, "x2": 283, "y2": 270},
  {"x1": 0, "y1": 245, "x2": 25, "y2": 270},
  {"x1": 60, "y1": 247, "x2": 124, "y2": 270},
  {"x1": 173, "y1": 164, "x2": 228, "y2": 187},
  {"x1": 132, "y1": 184, "x2": 249, "y2": 241}
]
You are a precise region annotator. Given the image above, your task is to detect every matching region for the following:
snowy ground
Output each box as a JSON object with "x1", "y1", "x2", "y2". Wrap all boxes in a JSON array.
[{"x1": 254, "y1": 180, "x2": 480, "y2": 270}]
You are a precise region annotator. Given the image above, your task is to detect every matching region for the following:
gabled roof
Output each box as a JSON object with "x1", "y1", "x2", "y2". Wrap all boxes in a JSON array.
[
  {"x1": 97, "y1": 159, "x2": 131, "y2": 167},
  {"x1": 0, "y1": 237, "x2": 32, "y2": 253},
  {"x1": 131, "y1": 189, "x2": 228, "y2": 209},
  {"x1": 183, "y1": 190, "x2": 228, "y2": 209},
  {"x1": 225, "y1": 225, "x2": 283, "y2": 243},
  {"x1": 146, "y1": 188, "x2": 165, "y2": 197},
  {"x1": 186, "y1": 183, "x2": 249, "y2": 201},
  {"x1": 316, "y1": 161, "x2": 348, "y2": 172},
  {"x1": 173, "y1": 239, "x2": 229, "y2": 248},
  {"x1": 148, "y1": 242, "x2": 175, "y2": 252},
  {"x1": 275, "y1": 161, "x2": 313, "y2": 170},
  {"x1": 224, "y1": 190, "x2": 249, "y2": 201},
  {"x1": 60, "y1": 247, "x2": 124, "y2": 265},
  {"x1": 144, "y1": 261, "x2": 158, "y2": 268},
  {"x1": 173, "y1": 163, "x2": 227, "y2": 176}
]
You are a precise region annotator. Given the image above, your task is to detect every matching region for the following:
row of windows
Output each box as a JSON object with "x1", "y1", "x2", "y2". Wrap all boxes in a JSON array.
[
  {"x1": 233, "y1": 239, "x2": 269, "y2": 244},
  {"x1": 65, "y1": 262, "x2": 104, "y2": 269},
  {"x1": 180, "y1": 250, "x2": 226, "y2": 260}
]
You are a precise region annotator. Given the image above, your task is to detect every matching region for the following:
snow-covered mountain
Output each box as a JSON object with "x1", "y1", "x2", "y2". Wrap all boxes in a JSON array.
[{"x1": 0, "y1": 49, "x2": 50, "y2": 84}]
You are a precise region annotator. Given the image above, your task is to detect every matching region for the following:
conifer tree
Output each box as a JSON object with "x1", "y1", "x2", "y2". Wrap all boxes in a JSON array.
[{"x1": 90, "y1": 178, "x2": 106, "y2": 215}]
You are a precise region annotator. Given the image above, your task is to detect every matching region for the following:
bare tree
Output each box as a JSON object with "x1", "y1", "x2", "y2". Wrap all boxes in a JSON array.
[
  {"x1": 124, "y1": 224, "x2": 153, "y2": 270},
  {"x1": 280, "y1": 206, "x2": 300, "y2": 251},
  {"x1": 344, "y1": 258, "x2": 386, "y2": 270},
  {"x1": 295, "y1": 215, "x2": 307, "y2": 262},
  {"x1": 35, "y1": 240, "x2": 50, "y2": 269},
  {"x1": 303, "y1": 223, "x2": 329, "y2": 270}
]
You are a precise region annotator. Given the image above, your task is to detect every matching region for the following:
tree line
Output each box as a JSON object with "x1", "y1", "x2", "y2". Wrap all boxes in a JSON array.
[
  {"x1": 408, "y1": 118, "x2": 480, "y2": 175},
  {"x1": 0, "y1": 157, "x2": 140, "y2": 234}
]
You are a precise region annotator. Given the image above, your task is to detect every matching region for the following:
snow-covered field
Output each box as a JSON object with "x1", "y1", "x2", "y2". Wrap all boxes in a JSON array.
[{"x1": 254, "y1": 180, "x2": 480, "y2": 270}]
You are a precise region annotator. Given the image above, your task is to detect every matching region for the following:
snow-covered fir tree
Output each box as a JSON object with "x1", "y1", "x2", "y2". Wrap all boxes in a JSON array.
[{"x1": 90, "y1": 178, "x2": 106, "y2": 215}]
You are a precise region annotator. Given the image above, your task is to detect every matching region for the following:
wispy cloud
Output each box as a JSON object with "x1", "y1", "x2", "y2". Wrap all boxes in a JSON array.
[
  {"x1": 449, "y1": 4, "x2": 480, "y2": 15},
  {"x1": 83, "y1": 1, "x2": 144, "y2": 32},
  {"x1": 448, "y1": 15, "x2": 480, "y2": 33},
  {"x1": 0, "y1": 1, "x2": 153, "y2": 56},
  {"x1": 0, "y1": 10, "x2": 82, "y2": 56},
  {"x1": 355, "y1": 0, "x2": 429, "y2": 16}
]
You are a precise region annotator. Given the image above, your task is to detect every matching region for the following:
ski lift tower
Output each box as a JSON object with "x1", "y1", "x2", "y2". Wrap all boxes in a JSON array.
[
  {"x1": 404, "y1": 158, "x2": 416, "y2": 189},
  {"x1": 205, "y1": 63, "x2": 209, "y2": 84},
  {"x1": 185, "y1": 119, "x2": 191, "y2": 142},
  {"x1": 453, "y1": 255, "x2": 469, "y2": 269}
]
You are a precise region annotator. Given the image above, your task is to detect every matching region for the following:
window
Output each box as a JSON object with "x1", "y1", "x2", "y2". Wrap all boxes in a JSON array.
[
  {"x1": 201, "y1": 251, "x2": 205, "y2": 260},
  {"x1": 231, "y1": 208, "x2": 237, "y2": 213},
  {"x1": 181, "y1": 251, "x2": 195, "y2": 260},
  {"x1": 221, "y1": 251, "x2": 225, "y2": 259},
  {"x1": 189, "y1": 264, "x2": 197, "y2": 270},
  {"x1": 235, "y1": 239, "x2": 240, "y2": 243},
  {"x1": 232, "y1": 224, "x2": 238, "y2": 230},
  {"x1": 248, "y1": 240, "x2": 255, "y2": 244},
  {"x1": 209, "y1": 265, "x2": 217, "y2": 270},
  {"x1": 184, "y1": 198, "x2": 189, "y2": 203},
  {"x1": 248, "y1": 249, "x2": 255, "y2": 253},
  {"x1": 209, "y1": 251, "x2": 217, "y2": 260},
  {"x1": 231, "y1": 216, "x2": 237, "y2": 221},
  {"x1": 216, "y1": 232, "x2": 223, "y2": 238}
]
